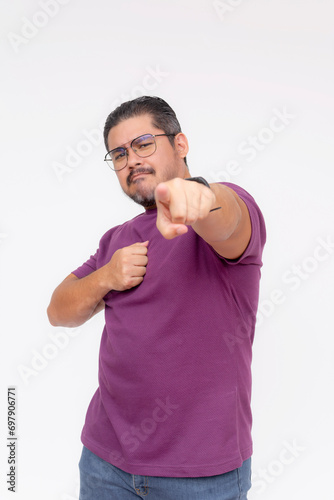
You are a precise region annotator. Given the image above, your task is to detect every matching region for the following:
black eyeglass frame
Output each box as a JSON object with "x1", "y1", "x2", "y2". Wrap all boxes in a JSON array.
[{"x1": 104, "y1": 133, "x2": 176, "y2": 171}]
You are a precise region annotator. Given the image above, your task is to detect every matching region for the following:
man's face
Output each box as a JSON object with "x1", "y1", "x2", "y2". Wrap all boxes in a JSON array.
[{"x1": 107, "y1": 114, "x2": 189, "y2": 208}]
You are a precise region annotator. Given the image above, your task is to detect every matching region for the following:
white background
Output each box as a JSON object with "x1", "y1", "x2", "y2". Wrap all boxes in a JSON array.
[{"x1": 1, "y1": 1, "x2": 333, "y2": 498}]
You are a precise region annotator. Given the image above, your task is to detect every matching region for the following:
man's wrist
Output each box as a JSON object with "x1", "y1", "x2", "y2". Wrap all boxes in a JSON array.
[
  {"x1": 185, "y1": 177, "x2": 221, "y2": 213},
  {"x1": 185, "y1": 176, "x2": 211, "y2": 189}
]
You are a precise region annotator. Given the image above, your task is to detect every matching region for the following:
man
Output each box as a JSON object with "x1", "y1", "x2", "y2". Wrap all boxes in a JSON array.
[{"x1": 47, "y1": 96, "x2": 266, "y2": 499}]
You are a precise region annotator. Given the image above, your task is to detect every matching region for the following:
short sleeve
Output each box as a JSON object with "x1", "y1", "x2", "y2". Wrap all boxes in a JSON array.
[
  {"x1": 71, "y1": 225, "x2": 120, "y2": 279},
  {"x1": 71, "y1": 249, "x2": 99, "y2": 279},
  {"x1": 217, "y1": 182, "x2": 266, "y2": 266}
]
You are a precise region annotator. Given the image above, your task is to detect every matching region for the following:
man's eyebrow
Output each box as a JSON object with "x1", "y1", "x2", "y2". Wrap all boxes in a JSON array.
[
  {"x1": 109, "y1": 134, "x2": 148, "y2": 151},
  {"x1": 109, "y1": 137, "x2": 134, "y2": 152}
]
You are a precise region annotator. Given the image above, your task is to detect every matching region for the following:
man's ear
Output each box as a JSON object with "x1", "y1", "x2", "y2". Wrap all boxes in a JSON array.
[{"x1": 174, "y1": 133, "x2": 189, "y2": 159}]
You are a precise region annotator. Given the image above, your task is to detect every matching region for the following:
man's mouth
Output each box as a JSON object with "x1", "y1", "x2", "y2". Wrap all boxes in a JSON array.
[
  {"x1": 132, "y1": 172, "x2": 150, "y2": 181},
  {"x1": 127, "y1": 168, "x2": 155, "y2": 185}
]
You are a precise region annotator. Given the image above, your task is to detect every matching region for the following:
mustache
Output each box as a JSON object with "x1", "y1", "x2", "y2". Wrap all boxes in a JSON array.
[{"x1": 127, "y1": 167, "x2": 155, "y2": 186}]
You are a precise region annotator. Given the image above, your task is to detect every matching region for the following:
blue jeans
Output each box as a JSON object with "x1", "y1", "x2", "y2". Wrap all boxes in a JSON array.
[{"x1": 79, "y1": 446, "x2": 251, "y2": 499}]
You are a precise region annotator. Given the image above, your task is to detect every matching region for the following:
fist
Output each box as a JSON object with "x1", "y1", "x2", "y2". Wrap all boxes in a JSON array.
[
  {"x1": 106, "y1": 241, "x2": 149, "y2": 291},
  {"x1": 155, "y1": 178, "x2": 216, "y2": 239}
]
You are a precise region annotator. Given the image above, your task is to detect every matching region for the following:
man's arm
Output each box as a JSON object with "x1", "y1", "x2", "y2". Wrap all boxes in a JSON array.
[
  {"x1": 47, "y1": 272, "x2": 108, "y2": 328},
  {"x1": 155, "y1": 179, "x2": 251, "y2": 260},
  {"x1": 192, "y1": 183, "x2": 251, "y2": 259},
  {"x1": 47, "y1": 241, "x2": 149, "y2": 327}
]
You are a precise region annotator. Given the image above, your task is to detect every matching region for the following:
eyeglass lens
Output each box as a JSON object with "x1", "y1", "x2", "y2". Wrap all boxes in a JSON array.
[{"x1": 106, "y1": 134, "x2": 156, "y2": 170}]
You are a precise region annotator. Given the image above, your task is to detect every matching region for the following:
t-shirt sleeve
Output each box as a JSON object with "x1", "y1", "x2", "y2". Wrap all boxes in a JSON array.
[
  {"x1": 71, "y1": 249, "x2": 99, "y2": 279},
  {"x1": 216, "y1": 182, "x2": 266, "y2": 266},
  {"x1": 71, "y1": 226, "x2": 119, "y2": 279}
]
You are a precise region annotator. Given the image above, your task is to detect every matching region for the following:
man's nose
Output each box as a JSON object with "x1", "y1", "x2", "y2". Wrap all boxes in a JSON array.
[{"x1": 126, "y1": 147, "x2": 144, "y2": 169}]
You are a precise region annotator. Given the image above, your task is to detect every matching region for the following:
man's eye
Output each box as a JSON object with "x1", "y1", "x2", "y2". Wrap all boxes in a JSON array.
[
  {"x1": 114, "y1": 150, "x2": 126, "y2": 161},
  {"x1": 138, "y1": 141, "x2": 153, "y2": 149}
]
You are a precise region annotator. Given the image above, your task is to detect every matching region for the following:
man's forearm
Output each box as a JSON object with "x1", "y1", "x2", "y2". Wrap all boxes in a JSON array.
[
  {"x1": 47, "y1": 241, "x2": 149, "y2": 328},
  {"x1": 191, "y1": 183, "x2": 251, "y2": 260},
  {"x1": 47, "y1": 267, "x2": 111, "y2": 327},
  {"x1": 192, "y1": 184, "x2": 241, "y2": 242}
]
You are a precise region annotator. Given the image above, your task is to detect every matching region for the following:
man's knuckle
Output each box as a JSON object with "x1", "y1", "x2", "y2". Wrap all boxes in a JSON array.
[
  {"x1": 122, "y1": 255, "x2": 130, "y2": 265},
  {"x1": 124, "y1": 277, "x2": 133, "y2": 288},
  {"x1": 172, "y1": 211, "x2": 185, "y2": 223},
  {"x1": 187, "y1": 215, "x2": 197, "y2": 224}
]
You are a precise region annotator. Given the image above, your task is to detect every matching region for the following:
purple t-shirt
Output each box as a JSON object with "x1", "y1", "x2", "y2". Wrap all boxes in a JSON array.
[{"x1": 72, "y1": 182, "x2": 266, "y2": 477}]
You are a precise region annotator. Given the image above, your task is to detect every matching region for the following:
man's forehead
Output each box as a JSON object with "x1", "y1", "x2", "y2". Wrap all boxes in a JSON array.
[{"x1": 107, "y1": 114, "x2": 161, "y2": 149}]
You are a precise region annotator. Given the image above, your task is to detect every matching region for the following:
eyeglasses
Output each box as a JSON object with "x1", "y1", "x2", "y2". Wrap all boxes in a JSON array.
[{"x1": 104, "y1": 133, "x2": 176, "y2": 171}]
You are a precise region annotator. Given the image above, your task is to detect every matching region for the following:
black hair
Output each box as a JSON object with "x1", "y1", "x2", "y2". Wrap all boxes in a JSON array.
[{"x1": 103, "y1": 96, "x2": 187, "y2": 165}]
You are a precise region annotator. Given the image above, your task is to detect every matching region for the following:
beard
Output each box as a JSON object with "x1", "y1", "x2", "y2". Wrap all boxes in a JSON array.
[
  {"x1": 125, "y1": 167, "x2": 157, "y2": 208},
  {"x1": 128, "y1": 189, "x2": 157, "y2": 208},
  {"x1": 124, "y1": 159, "x2": 185, "y2": 208}
]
